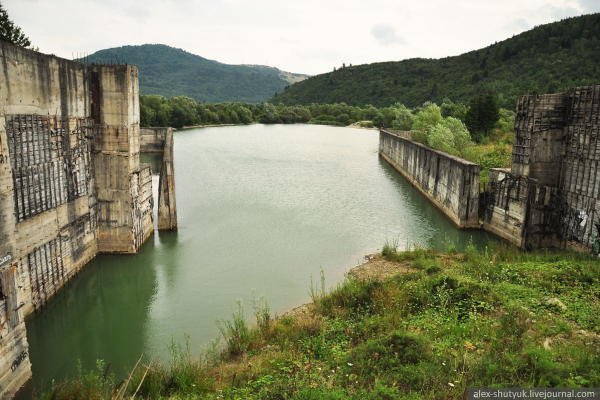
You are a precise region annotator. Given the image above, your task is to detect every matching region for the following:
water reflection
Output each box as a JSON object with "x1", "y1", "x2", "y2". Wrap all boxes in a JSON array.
[
  {"x1": 24, "y1": 241, "x2": 160, "y2": 395},
  {"x1": 377, "y1": 156, "x2": 495, "y2": 251}
]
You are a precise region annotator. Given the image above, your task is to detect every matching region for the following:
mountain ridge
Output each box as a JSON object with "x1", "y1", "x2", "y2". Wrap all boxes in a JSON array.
[
  {"x1": 270, "y1": 13, "x2": 600, "y2": 109},
  {"x1": 85, "y1": 44, "x2": 308, "y2": 103}
]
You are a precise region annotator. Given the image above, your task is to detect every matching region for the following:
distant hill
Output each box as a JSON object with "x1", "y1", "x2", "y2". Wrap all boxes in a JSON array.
[
  {"x1": 85, "y1": 44, "x2": 308, "y2": 103},
  {"x1": 271, "y1": 13, "x2": 600, "y2": 109}
]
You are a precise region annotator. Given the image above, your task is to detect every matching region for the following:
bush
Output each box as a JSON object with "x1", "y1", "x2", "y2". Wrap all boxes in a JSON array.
[{"x1": 427, "y1": 117, "x2": 472, "y2": 157}]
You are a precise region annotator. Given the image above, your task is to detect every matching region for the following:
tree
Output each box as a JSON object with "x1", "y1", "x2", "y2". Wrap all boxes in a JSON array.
[
  {"x1": 364, "y1": 105, "x2": 379, "y2": 120},
  {"x1": 412, "y1": 104, "x2": 442, "y2": 134},
  {"x1": 465, "y1": 92, "x2": 500, "y2": 142},
  {"x1": 0, "y1": 4, "x2": 31, "y2": 47},
  {"x1": 294, "y1": 106, "x2": 312, "y2": 123},
  {"x1": 168, "y1": 96, "x2": 199, "y2": 128},
  {"x1": 260, "y1": 103, "x2": 280, "y2": 124},
  {"x1": 336, "y1": 113, "x2": 350, "y2": 125},
  {"x1": 391, "y1": 103, "x2": 413, "y2": 131},
  {"x1": 427, "y1": 117, "x2": 472, "y2": 158},
  {"x1": 412, "y1": 104, "x2": 442, "y2": 144},
  {"x1": 140, "y1": 95, "x2": 172, "y2": 126},
  {"x1": 237, "y1": 106, "x2": 254, "y2": 124},
  {"x1": 380, "y1": 107, "x2": 399, "y2": 128},
  {"x1": 139, "y1": 104, "x2": 154, "y2": 127},
  {"x1": 371, "y1": 112, "x2": 385, "y2": 128},
  {"x1": 440, "y1": 98, "x2": 467, "y2": 122}
]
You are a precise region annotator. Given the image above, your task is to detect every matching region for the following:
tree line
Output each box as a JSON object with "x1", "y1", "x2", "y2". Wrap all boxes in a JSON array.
[{"x1": 140, "y1": 93, "x2": 509, "y2": 157}]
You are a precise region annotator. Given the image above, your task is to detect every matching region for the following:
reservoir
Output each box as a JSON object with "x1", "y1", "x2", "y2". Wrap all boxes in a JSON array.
[{"x1": 22, "y1": 124, "x2": 495, "y2": 394}]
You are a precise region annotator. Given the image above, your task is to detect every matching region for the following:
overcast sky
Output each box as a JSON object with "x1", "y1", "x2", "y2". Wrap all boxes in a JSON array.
[{"x1": 4, "y1": 0, "x2": 599, "y2": 76}]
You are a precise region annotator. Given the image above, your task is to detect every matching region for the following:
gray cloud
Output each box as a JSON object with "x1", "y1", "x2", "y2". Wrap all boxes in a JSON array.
[
  {"x1": 370, "y1": 24, "x2": 406, "y2": 46},
  {"x1": 509, "y1": 18, "x2": 530, "y2": 32},
  {"x1": 579, "y1": 0, "x2": 600, "y2": 13},
  {"x1": 548, "y1": 5, "x2": 582, "y2": 20}
]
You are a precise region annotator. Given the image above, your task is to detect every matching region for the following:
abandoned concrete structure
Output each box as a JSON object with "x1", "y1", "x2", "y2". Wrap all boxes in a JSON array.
[
  {"x1": 483, "y1": 85, "x2": 600, "y2": 250},
  {"x1": 380, "y1": 84, "x2": 600, "y2": 253},
  {"x1": 379, "y1": 130, "x2": 480, "y2": 228},
  {"x1": 0, "y1": 42, "x2": 177, "y2": 398},
  {"x1": 140, "y1": 127, "x2": 177, "y2": 230}
]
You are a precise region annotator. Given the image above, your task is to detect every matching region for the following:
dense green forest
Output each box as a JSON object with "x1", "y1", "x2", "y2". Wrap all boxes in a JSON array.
[
  {"x1": 85, "y1": 44, "x2": 307, "y2": 103},
  {"x1": 271, "y1": 13, "x2": 600, "y2": 109}
]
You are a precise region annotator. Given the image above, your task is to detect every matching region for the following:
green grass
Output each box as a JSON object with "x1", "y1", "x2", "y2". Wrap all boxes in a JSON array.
[{"x1": 39, "y1": 245, "x2": 600, "y2": 399}]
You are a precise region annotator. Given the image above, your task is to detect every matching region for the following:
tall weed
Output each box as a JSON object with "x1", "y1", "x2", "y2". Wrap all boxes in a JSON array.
[{"x1": 216, "y1": 299, "x2": 251, "y2": 358}]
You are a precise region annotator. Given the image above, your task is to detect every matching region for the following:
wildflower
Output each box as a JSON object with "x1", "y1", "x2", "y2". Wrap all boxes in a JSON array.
[
  {"x1": 348, "y1": 362, "x2": 353, "y2": 366},
  {"x1": 442, "y1": 362, "x2": 446, "y2": 366},
  {"x1": 448, "y1": 383, "x2": 455, "y2": 387}
]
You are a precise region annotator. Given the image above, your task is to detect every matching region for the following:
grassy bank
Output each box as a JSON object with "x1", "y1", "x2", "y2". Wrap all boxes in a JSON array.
[{"x1": 40, "y1": 243, "x2": 599, "y2": 399}]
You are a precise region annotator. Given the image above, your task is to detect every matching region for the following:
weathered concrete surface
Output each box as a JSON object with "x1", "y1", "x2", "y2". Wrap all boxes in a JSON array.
[
  {"x1": 0, "y1": 44, "x2": 93, "y2": 398},
  {"x1": 481, "y1": 169, "x2": 528, "y2": 247},
  {"x1": 140, "y1": 127, "x2": 167, "y2": 153},
  {"x1": 379, "y1": 130, "x2": 480, "y2": 228},
  {"x1": 157, "y1": 128, "x2": 177, "y2": 230},
  {"x1": 559, "y1": 85, "x2": 600, "y2": 250},
  {"x1": 485, "y1": 84, "x2": 600, "y2": 250},
  {"x1": 481, "y1": 169, "x2": 558, "y2": 248},
  {"x1": 512, "y1": 94, "x2": 566, "y2": 185},
  {"x1": 139, "y1": 127, "x2": 178, "y2": 230},
  {"x1": 91, "y1": 65, "x2": 154, "y2": 253},
  {"x1": 0, "y1": 42, "x2": 172, "y2": 398},
  {"x1": 139, "y1": 164, "x2": 155, "y2": 239}
]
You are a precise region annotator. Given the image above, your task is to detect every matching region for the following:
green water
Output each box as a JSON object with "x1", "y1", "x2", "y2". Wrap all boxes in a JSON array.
[{"x1": 22, "y1": 124, "x2": 496, "y2": 395}]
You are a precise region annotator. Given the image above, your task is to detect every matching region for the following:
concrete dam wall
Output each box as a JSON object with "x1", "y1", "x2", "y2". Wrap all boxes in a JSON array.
[
  {"x1": 381, "y1": 84, "x2": 600, "y2": 252},
  {"x1": 0, "y1": 42, "x2": 177, "y2": 398},
  {"x1": 379, "y1": 130, "x2": 481, "y2": 228}
]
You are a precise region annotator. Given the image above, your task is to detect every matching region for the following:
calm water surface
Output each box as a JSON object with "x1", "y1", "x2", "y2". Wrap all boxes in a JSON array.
[{"x1": 22, "y1": 124, "x2": 496, "y2": 394}]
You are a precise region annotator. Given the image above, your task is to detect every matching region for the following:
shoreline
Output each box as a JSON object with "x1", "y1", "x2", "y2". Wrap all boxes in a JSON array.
[
  {"x1": 279, "y1": 253, "x2": 417, "y2": 319},
  {"x1": 172, "y1": 122, "x2": 379, "y2": 131}
]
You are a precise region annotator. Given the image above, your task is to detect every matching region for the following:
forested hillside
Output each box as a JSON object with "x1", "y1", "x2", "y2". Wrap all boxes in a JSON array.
[
  {"x1": 271, "y1": 13, "x2": 600, "y2": 109},
  {"x1": 85, "y1": 44, "x2": 307, "y2": 103}
]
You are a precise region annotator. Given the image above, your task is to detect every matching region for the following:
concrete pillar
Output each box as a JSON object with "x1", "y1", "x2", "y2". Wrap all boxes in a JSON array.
[
  {"x1": 512, "y1": 93, "x2": 566, "y2": 186},
  {"x1": 91, "y1": 65, "x2": 152, "y2": 252},
  {"x1": 158, "y1": 128, "x2": 178, "y2": 230}
]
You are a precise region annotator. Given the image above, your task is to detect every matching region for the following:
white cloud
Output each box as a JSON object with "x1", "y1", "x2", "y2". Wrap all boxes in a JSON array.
[
  {"x1": 370, "y1": 24, "x2": 407, "y2": 46},
  {"x1": 548, "y1": 5, "x2": 583, "y2": 19},
  {"x1": 507, "y1": 18, "x2": 531, "y2": 32}
]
